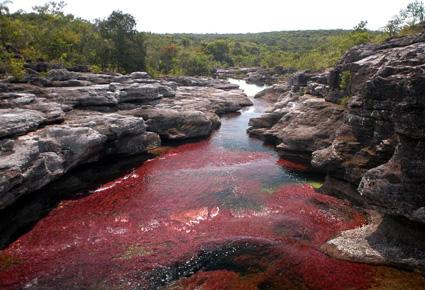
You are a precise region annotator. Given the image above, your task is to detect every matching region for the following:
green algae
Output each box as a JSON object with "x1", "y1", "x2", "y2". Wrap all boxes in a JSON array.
[
  {"x1": 307, "y1": 180, "x2": 324, "y2": 189},
  {"x1": 118, "y1": 245, "x2": 154, "y2": 260},
  {"x1": 261, "y1": 186, "x2": 279, "y2": 195},
  {"x1": 0, "y1": 252, "x2": 21, "y2": 272},
  {"x1": 370, "y1": 266, "x2": 425, "y2": 290}
]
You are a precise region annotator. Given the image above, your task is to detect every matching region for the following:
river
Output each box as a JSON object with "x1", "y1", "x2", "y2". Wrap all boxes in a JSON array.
[{"x1": 0, "y1": 80, "x2": 423, "y2": 289}]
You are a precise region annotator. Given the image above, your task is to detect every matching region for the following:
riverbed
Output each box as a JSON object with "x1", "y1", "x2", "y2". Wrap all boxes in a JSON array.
[{"x1": 0, "y1": 80, "x2": 423, "y2": 289}]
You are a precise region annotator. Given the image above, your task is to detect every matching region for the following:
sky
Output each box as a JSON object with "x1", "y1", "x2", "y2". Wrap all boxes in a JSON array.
[{"x1": 9, "y1": 0, "x2": 414, "y2": 33}]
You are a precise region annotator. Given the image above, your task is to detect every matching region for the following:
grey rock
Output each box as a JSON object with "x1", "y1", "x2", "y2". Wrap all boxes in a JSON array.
[
  {"x1": 46, "y1": 85, "x2": 119, "y2": 108},
  {"x1": 47, "y1": 69, "x2": 74, "y2": 81},
  {"x1": 127, "y1": 108, "x2": 216, "y2": 140},
  {"x1": 314, "y1": 33, "x2": 425, "y2": 225},
  {"x1": 323, "y1": 211, "x2": 425, "y2": 274},
  {"x1": 254, "y1": 83, "x2": 291, "y2": 102},
  {"x1": 305, "y1": 82, "x2": 329, "y2": 98},
  {"x1": 245, "y1": 32, "x2": 425, "y2": 271},
  {"x1": 164, "y1": 76, "x2": 240, "y2": 90},
  {"x1": 129, "y1": 71, "x2": 150, "y2": 79},
  {"x1": 0, "y1": 75, "x2": 251, "y2": 209},
  {"x1": 0, "y1": 109, "x2": 46, "y2": 138},
  {"x1": 248, "y1": 92, "x2": 344, "y2": 164},
  {"x1": 0, "y1": 111, "x2": 160, "y2": 209},
  {"x1": 117, "y1": 83, "x2": 176, "y2": 103}
]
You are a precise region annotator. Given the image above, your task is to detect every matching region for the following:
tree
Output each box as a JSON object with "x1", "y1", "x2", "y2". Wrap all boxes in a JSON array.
[
  {"x1": 33, "y1": 1, "x2": 66, "y2": 15},
  {"x1": 98, "y1": 10, "x2": 145, "y2": 72},
  {"x1": 353, "y1": 20, "x2": 368, "y2": 32},
  {"x1": 403, "y1": 0, "x2": 425, "y2": 25},
  {"x1": 204, "y1": 39, "x2": 233, "y2": 66},
  {"x1": 0, "y1": 0, "x2": 12, "y2": 16},
  {"x1": 159, "y1": 44, "x2": 178, "y2": 73},
  {"x1": 178, "y1": 51, "x2": 212, "y2": 76},
  {"x1": 384, "y1": 16, "x2": 403, "y2": 37},
  {"x1": 384, "y1": 1, "x2": 425, "y2": 37}
]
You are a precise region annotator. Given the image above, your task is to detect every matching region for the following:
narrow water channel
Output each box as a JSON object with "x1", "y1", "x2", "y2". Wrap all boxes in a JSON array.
[{"x1": 0, "y1": 80, "x2": 423, "y2": 289}]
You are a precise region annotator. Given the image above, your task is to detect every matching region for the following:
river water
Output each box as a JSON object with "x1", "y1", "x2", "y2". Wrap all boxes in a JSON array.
[{"x1": 0, "y1": 80, "x2": 423, "y2": 289}]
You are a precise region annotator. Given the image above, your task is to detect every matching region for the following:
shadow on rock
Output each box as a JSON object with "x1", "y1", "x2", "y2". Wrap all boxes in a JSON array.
[
  {"x1": 366, "y1": 215, "x2": 425, "y2": 273},
  {"x1": 0, "y1": 153, "x2": 151, "y2": 249}
]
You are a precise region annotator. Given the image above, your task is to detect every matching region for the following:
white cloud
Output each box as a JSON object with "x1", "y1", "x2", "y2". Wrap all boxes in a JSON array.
[{"x1": 10, "y1": 0, "x2": 414, "y2": 33}]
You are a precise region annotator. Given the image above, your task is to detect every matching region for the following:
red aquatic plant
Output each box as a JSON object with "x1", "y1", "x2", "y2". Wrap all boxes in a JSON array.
[{"x1": 0, "y1": 114, "x2": 418, "y2": 289}]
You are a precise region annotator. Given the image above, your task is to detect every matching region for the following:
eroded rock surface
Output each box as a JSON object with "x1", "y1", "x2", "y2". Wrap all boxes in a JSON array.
[
  {"x1": 248, "y1": 85, "x2": 345, "y2": 165},
  {"x1": 314, "y1": 33, "x2": 425, "y2": 225},
  {"x1": 250, "y1": 32, "x2": 425, "y2": 223},
  {"x1": 0, "y1": 73, "x2": 251, "y2": 209},
  {"x1": 249, "y1": 32, "x2": 425, "y2": 272},
  {"x1": 323, "y1": 211, "x2": 425, "y2": 273}
]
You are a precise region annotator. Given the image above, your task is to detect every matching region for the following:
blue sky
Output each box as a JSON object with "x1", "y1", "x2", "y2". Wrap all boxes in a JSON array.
[{"x1": 10, "y1": 0, "x2": 414, "y2": 33}]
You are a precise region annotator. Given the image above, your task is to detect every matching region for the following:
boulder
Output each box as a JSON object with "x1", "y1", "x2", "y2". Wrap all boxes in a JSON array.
[
  {"x1": 117, "y1": 83, "x2": 176, "y2": 103},
  {"x1": 127, "y1": 108, "x2": 216, "y2": 140},
  {"x1": 248, "y1": 93, "x2": 345, "y2": 164},
  {"x1": 46, "y1": 85, "x2": 119, "y2": 108},
  {"x1": 129, "y1": 71, "x2": 150, "y2": 79},
  {"x1": 0, "y1": 109, "x2": 46, "y2": 139},
  {"x1": 47, "y1": 69, "x2": 74, "y2": 81},
  {"x1": 162, "y1": 86, "x2": 252, "y2": 115},
  {"x1": 254, "y1": 83, "x2": 291, "y2": 102}
]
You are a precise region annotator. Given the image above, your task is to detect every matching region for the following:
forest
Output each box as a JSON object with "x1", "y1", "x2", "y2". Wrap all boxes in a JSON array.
[{"x1": 1, "y1": 0, "x2": 424, "y2": 79}]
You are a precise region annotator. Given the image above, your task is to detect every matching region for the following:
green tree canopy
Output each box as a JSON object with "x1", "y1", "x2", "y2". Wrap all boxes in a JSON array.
[{"x1": 98, "y1": 10, "x2": 145, "y2": 72}]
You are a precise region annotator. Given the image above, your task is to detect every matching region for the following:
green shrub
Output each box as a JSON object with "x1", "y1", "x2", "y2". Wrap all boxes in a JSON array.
[
  {"x1": 177, "y1": 51, "x2": 213, "y2": 76},
  {"x1": 89, "y1": 64, "x2": 102, "y2": 73},
  {"x1": 1, "y1": 51, "x2": 25, "y2": 81},
  {"x1": 339, "y1": 70, "x2": 352, "y2": 91},
  {"x1": 339, "y1": 95, "x2": 351, "y2": 108}
]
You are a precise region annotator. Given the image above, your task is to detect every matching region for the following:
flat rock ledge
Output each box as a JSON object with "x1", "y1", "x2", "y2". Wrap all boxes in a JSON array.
[
  {"x1": 0, "y1": 72, "x2": 252, "y2": 209},
  {"x1": 322, "y1": 211, "x2": 425, "y2": 274}
]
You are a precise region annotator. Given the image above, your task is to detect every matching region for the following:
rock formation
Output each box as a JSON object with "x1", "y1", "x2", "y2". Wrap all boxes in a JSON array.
[
  {"x1": 248, "y1": 32, "x2": 425, "y2": 272},
  {"x1": 215, "y1": 66, "x2": 295, "y2": 86},
  {"x1": 0, "y1": 72, "x2": 251, "y2": 209},
  {"x1": 248, "y1": 72, "x2": 344, "y2": 167}
]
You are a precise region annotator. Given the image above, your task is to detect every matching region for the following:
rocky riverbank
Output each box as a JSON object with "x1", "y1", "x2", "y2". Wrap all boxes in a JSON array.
[
  {"x1": 215, "y1": 66, "x2": 295, "y2": 86},
  {"x1": 248, "y1": 32, "x2": 425, "y2": 273},
  {"x1": 0, "y1": 72, "x2": 252, "y2": 210}
]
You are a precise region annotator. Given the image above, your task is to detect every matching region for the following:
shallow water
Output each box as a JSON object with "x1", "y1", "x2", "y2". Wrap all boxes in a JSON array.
[{"x1": 0, "y1": 80, "x2": 423, "y2": 289}]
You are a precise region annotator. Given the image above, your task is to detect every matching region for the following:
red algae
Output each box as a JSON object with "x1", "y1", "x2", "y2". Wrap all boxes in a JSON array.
[
  {"x1": 0, "y1": 139, "x2": 374, "y2": 289},
  {"x1": 277, "y1": 159, "x2": 309, "y2": 172},
  {"x1": 0, "y1": 83, "x2": 422, "y2": 289},
  {"x1": 166, "y1": 270, "x2": 258, "y2": 290}
]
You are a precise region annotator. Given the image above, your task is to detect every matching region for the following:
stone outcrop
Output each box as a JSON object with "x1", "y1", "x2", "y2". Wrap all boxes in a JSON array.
[
  {"x1": 322, "y1": 211, "x2": 425, "y2": 273},
  {"x1": 0, "y1": 72, "x2": 251, "y2": 209},
  {"x1": 250, "y1": 32, "x2": 425, "y2": 223},
  {"x1": 254, "y1": 83, "x2": 291, "y2": 102},
  {"x1": 248, "y1": 76, "x2": 345, "y2": 165},
  {"x1": 312, "y1": 32, "x2": 425, "y2": 224},
  {"x1": 248, "y1": 32, "x2": 425, "y2": 272},
  {"x1": 124, "y1": 108, "x2": 219, "y2": 140},
  {"x1": 215, "y1": 66, "x2": 296, "y2": 86}
]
